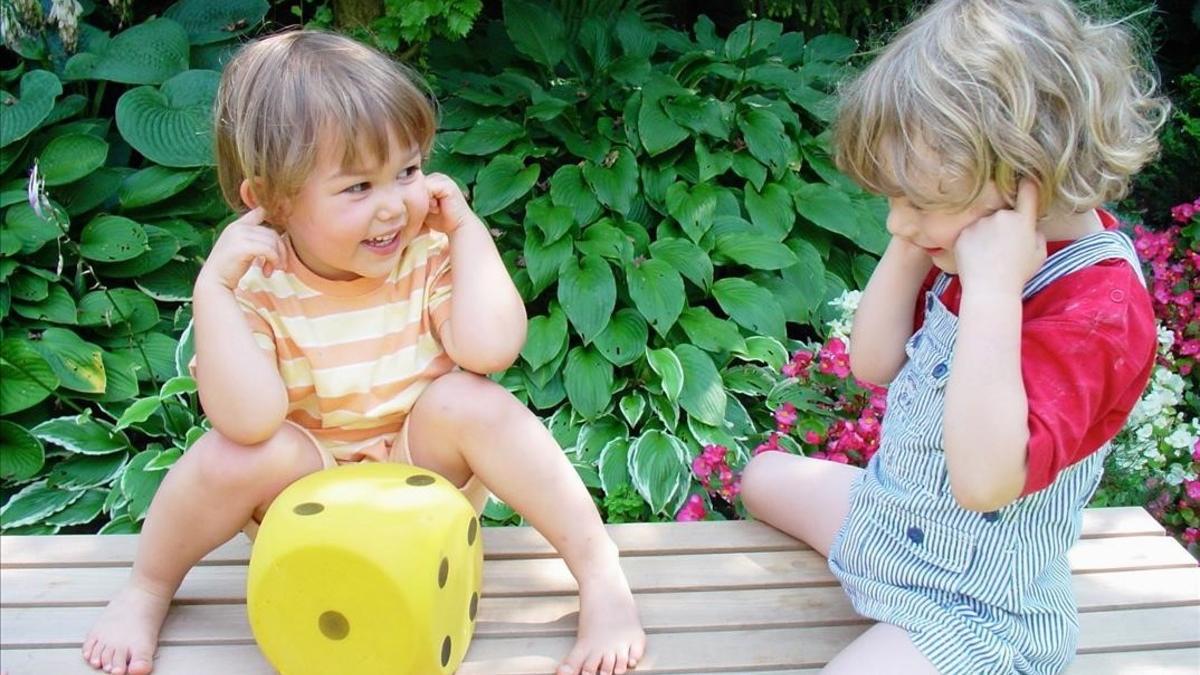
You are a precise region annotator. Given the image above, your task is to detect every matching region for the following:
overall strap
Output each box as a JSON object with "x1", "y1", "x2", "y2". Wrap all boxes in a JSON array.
[{"x1": 1022, "y1": 229, "x2": 1145, "y2": 300}]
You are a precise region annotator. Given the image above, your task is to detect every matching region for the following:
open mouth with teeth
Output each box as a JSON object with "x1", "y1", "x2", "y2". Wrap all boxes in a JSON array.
[{"x1": 362, "y1": 231, "x2": 401, "y2": 250}]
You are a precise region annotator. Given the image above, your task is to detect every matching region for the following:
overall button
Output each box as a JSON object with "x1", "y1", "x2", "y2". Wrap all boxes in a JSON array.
[
  {"x1": 906, "y1": 526, "x2": 924, "y2": 544},
  {"x1": 982, "y1": 511, "x2": 1000, "y2": 523},
  {"x1": 931, "y1": 363, "x2": 949, "y2": 378}
]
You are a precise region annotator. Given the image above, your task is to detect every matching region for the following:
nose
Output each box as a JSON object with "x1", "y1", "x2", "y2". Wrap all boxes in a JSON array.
[{"x1": 375, "y1": 184, "x2": 408, "y2": 223}]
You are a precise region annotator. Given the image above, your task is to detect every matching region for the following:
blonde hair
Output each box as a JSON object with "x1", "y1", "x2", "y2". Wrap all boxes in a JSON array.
[
  {"x1": 214, "y1": 30, "x2": 436, "y2": 219},
  {"x1": 834, "y1": 0, "x2": 1169, "y2": 214}
]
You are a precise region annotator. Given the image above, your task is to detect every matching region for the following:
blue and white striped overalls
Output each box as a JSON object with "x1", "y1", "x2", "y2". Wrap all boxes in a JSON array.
[{"x1": 827, "y1": 230, "x2": 1145, "y2": 674}]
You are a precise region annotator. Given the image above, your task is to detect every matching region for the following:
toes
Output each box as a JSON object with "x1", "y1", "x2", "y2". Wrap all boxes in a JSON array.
[
  {"x1": 582, "y1": 650, "x2": 604, "y2": 675},
  {"x1": 599, "y1": 651, "x2": 617, "y2": 675},
  {"x1": 557, "y1": 644, "x2": 588, "y2": 675},
  {"x1": 111, "y1": 645, "x2": 129, "y2": 675},
  {"x1": 100, "y1": 644, "x2": 115, "y2": 672},
  {"x1": 614, "y1": 646, "x2": 631, "y2": 674},
  {"x1": 629, "y1": 636, "x2": 646, "y2": 666},
  {"x1": 128, "y1": 654, "x2": 154, "y2": 675}
]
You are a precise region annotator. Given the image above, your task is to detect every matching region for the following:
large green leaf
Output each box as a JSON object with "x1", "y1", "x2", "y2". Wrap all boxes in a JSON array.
[
  {"x1": 598, "y1": 437, "x2": 632, "y2": 494},
  {"x1": 675, "y1": 344, "x2": 726, "y2": 426},
  {"x1": 649, "y1": 238, "x2": 713, "y2": 290},
  {"x1": 593, "y1": 308, "x2": 648, "y2": 367},
  {"x1": 3, "y1": 204, "x2": 62, "y2": 255},
  {"x1": 79, "y1": 215, "x2": 149, "y2": 262},
  {"x1": 521, "y1": 306, "x2": 568, "y2": 371},
  {"x1": 118, "y1": 166, "x2": 202, "y2": 208},
  {"x1": 29, "y1": 328, "x2": 106, "y2": 394},
  {"x1": 626, "y1": 430, "x2": 688, "y2": 515},
  {"x1": 473, "y1": 155, "x2": 539, "y2": 217},
  {"x1": 0, "y1": 421, "x2": 44, "y2": 481},
  {"x1": 738, "y1": 108, "x2": 791, "y2": 174},
  {"x1": 618, "y1": 392, "x2": 646, "y2": 428},
  {"x1": 575, "y1": 416, "x2": 627, "y2": 464},
  {"x1": 664, "y1": 95, "x2": 733, "y2": 140},
  {"x1": 137, "y1": 259, "x2": 199, "y2": 302},
  {"x1": 549, "y1": 165, "x2": 602, "y2": 226},
  {"x1": 745, "y1": 182, "x2": 796, "y2": 240},
  {"x1": 37, "y1": 134, "x2": 108, "y2": 186},
  {"x1": 563, "y1": 346, "x2": 613, "y2": 420},
  {"x1": 56, "y1": 167, "x2": 128, "y2": 215},
  {"x1": 12, "y1": 284, "x2": 77, "y2": 325},
  {"x1": 678, "y1": 306, "x2": 746, "y2": 354},
  {"x1": 77, "y1": 288, "x2": 161, "y2": 333},
  {"x1": 626, "y1": 258, "x2": 685, "y2": 335},
  {"x1": 524, "y1": 196, "x2": 574, "y2": 243},
  {"x1": 665, "y1": 182, "x2": 718, "y2": 243},
  {"x1": 45, "y1": 489, "x2": 107, "y2": 527},
  {"x1": 163, "y1": 0, "x2": 267, "y2": 45},
  {"x1": 116, "y1": 70, "x2": 219, "y2": 167},
  {"x1": 453, "y1": 118, "x2": 526, "y2": 156},
  {"x1": 734, "y1": 335, "x2": 789, "y2": 372},
  {"x1": 90, "y1": 19, "x2": 190, "y2": 84},
  {"x1": 638, "y1": 77, "x2": 690, "y2": 156},
  {"x1": 557, "y1": 255, "x2": 616, "y2": 343},
  {"x1": 582, "y1": 146, "x2": 638, "y2": 216},
  {"x1": 1, "y1": 70, "x2": 62, "y2": 147},
  {"x1": 522, "y1": 227, "x2": 573, "y2": 296},
  {"x1": 646, "y1": 347, "x2": 684, "y2": 402},
  {"x1": 32, "y1": 414, "x2": 132, "y2": 455},
  {"x1": 713, "y1": 278, "x2": 786, "y2": 340},
  {"x1": 48, "y1": 452, "x2": 128, "y2": 490},
  {"x1": 116, "y1": 331, "x2": 179, "y2": 383},
  {"x1": 122, "y1": 450, "x2": 167, "y2": 520},
  {"x1": 576, "y1": 220, "x2": 634, "y2": 263},
  {"x1": 96, "y1": 225, "x2": 180, "y2": 278},
  {"x1": 0, "y1": 481, "x2": 82, "y2": 529},
  {"x1": 780, "y1": 238, "x2": 827, "y2": 321},
  {"x1": 0, "y1": 338, "x2": 59, "y2": 414},
  {"x1": 503, "y1": 0, "x2": 567, "y2": 68},
  {"x1": 715, "y1": 233, "x2": 798, "y2": 270},
  {"x1": 794, "y1": 182, "x2": 860, "y2": 242}
]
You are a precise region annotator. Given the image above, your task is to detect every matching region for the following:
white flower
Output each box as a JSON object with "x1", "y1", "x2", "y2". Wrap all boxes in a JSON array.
[
  {"x1": 47, "y1": 0, "x2": 82, "y2": 52},
  {"x1": 1156, "y1": 324, "x2": 1176, "y2": 353},
  {"x1": 27, "y1": 161, "x2": 49, "y2": 219}
]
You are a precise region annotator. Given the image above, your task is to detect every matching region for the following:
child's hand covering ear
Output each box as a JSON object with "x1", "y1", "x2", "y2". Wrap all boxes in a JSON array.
[{"x1": 954, "y1": 179, "x2": 1047, "y2": 293}]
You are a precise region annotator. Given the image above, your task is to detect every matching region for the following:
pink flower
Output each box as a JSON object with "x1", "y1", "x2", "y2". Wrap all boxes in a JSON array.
[
  {"x1": 676, "y1": 494, "x2": 707, "y2": 521},
  {"x1": 803, "y1": 430, "x2": 823, "y2": 445},
  {"x1": 1171, "y1": 202, "x2": 1197, "y2": 223},
  {"x1": 774, "y1": 402, "x2": 798, "y2": 431},
  {"x1": 753, "y1": 432, "x2": 782, "y2": 455},
  {"x1": 1183, "y1": 528, "x2": 1200, "y2": 545},
  {"x1": 1185, "y1": 479, "x2": 1200, "y2": 502},
  {"x1": 782, "y1": 351, "x2": 814, "y2": 378},
  {"x1": 818, "y1": 338, "x2": 852, "y2": 379}
]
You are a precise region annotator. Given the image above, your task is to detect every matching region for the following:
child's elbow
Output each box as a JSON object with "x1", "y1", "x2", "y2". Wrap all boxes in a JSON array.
[
  {"x1": 848, "y1": 353, "x2": 894, "y2": 387},
  {"x1": 950, "y1": 477, "x2": 1023, "y2": 513}
]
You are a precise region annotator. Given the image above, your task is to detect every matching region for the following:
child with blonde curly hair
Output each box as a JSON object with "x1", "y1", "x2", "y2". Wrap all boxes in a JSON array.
[
  {"x1": 742, "y1": 1, "x2": 1167, "y2": 672},
  {"x1": 83, "y1": 30, "x2": 644, "y2": 675}
]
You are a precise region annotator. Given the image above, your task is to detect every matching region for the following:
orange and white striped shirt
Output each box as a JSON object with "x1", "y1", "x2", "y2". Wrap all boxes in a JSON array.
[{"x1": 232, "y1": 228, "x2": 455, "y2": 447}]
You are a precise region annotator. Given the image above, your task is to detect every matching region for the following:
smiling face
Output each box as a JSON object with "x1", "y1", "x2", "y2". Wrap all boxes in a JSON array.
[{"x1": 281, "y1": 128, "x2": 428, "y2": 281}]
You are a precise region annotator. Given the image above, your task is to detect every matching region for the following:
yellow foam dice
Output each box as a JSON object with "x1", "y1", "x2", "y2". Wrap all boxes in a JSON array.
[{"x1": 247, "y1": 463, "x2": 483, "y2": 674}]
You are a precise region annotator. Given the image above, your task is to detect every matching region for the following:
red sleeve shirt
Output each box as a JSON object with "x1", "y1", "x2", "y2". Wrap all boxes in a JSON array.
[{"x1": 912, "y1": 211, "x2": 1157, "y2": 497}]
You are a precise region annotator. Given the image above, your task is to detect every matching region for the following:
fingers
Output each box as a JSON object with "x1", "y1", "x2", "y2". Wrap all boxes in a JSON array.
[
  {"x1": 232, "y1": 205, "x2": 267, "y2": 228},
  {"x1": 1013, "y1": 178, "x2": 1039, "y2": 222}
]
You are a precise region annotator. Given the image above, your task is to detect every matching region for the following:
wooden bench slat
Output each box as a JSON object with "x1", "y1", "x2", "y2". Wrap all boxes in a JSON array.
[
  {"x1": 4, "y1": 610, "x2": 1195, "y2": 672},
  {"x1": 5, "y1": 566, "x2": 1197, "y2": 650},
  {"x1": 1067, "y1": 648, "x2": 1200, "y2": 674},
  {"x1": 5, "y1": 534, "x2": 1193, "y2": 608},
  {"x1": 0, "y1": 507, "x2": 1164, "y2": 568}
]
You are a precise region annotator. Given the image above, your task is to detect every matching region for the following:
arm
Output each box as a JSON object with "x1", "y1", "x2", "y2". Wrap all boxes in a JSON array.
[
  {"x1": 193, "y1": 208, "x2": 289, "y2": 445},
  {"x1": 425, "y1": 173, "x2": 527, "y2": 374},
  {"x1": 942, "y1": 181, "x2": 1045, "y2": 511},
  {"x1": 848, "y1": 237, "x2": 933, "y2": 385}
]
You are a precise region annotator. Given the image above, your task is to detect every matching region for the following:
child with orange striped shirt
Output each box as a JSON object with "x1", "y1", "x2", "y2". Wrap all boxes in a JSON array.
[{"x1": 83, "y1": 30, "x2": 644, "y2": 675}]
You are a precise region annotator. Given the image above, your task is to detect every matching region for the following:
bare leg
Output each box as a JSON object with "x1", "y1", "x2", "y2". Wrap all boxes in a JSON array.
[
  {"x1": 81, "y1": 425, "x2": 323, "y2": 675},
  {"x1": 821, "y1": 623, "x2": 938, "y2": 674},
  {"x1": 406, "y1": 372, "x2": 646, "y2": 675},
  {"x1": 740, "y1": 451, "x2": 860, "y2": 556}
]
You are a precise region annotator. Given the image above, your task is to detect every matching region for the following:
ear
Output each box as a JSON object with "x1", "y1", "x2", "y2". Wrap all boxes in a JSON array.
[{"x1": 239, "y1": 179, "x2": 260, "y2": 210}]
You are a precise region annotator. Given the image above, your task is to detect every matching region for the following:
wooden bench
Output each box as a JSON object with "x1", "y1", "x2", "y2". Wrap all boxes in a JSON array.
[{"x1": 2, "y1": 506, "x2": 1197, "y2": 674}]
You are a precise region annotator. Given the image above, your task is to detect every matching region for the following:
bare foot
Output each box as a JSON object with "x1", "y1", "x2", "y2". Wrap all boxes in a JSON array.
[
  {"x1": 557, "y1": 565, "x2": 646, "y2": 675},
  {"x1": 81, "y1": 582, "x2": 171, "y2": 675}
]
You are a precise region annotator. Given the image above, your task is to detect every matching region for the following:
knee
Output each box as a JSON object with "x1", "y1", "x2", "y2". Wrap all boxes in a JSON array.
[
  {"x1": 189, "y1": 426, "x2": 308, "y2": 491},
  {"x1": 739, "y1": 452, "x2": 785, "y2": 518},
  {"x1": 416, "y1": 371, "x2": 514, "y2": 428}
]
